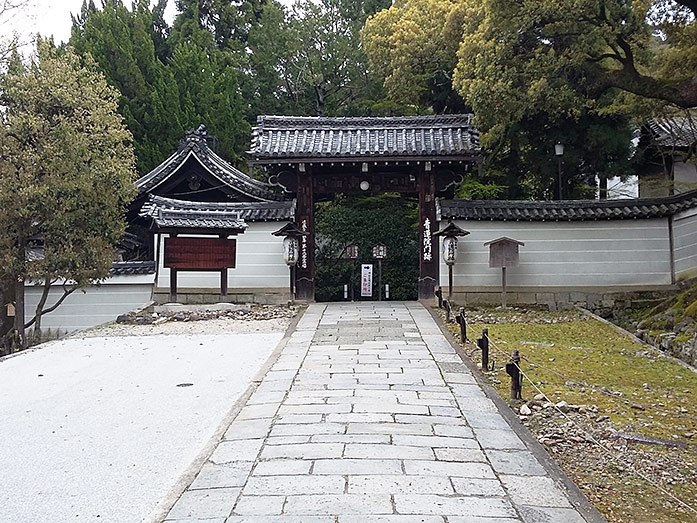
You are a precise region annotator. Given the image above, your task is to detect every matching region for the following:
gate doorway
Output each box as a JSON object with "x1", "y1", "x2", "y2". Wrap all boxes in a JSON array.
[
  {"x1": 248, "y1": 115, "x2": 481, "y2": 301},
  {"x1": 314, "y1": 194, "x2": 419, "y2": 302}
]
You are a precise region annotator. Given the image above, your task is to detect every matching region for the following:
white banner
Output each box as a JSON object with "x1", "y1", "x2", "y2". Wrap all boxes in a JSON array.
[{"x1": 361, "y1": 264, "x2": 373, "y2": 297}]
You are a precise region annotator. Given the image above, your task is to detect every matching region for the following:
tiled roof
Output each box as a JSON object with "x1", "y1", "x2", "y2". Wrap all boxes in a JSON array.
[
  {"x1": 648, "y1": 116, "x2": 697, "y2": 149},
  {"x1": 140, "y1": 195, "x2": 294, "y2": 230},
  {"x1": 249, "y1": 114, "x2": 480, "y2": 160},
  {"x1": 110, "y1": 261, "x2": 156, "y2": 276},
  {"x1": 136, "y1": 125, "x2": 283, "y2": 201},
  {"x1": 439, "y1": 190, "x2": 697, "y2": 221}
]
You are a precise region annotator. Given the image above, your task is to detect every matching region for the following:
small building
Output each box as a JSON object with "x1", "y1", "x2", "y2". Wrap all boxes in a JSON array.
[{"x1": 132, "y1": 125, "x2": 295, "y2": 304}]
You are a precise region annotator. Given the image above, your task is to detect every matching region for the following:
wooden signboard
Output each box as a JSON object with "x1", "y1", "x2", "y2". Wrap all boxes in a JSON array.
[{"x1": 164, "y1": 237, "x2": 236, "y2": 270}]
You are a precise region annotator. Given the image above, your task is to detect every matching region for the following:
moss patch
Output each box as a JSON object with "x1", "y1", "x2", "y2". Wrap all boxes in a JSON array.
[{"x1": 441, "y1": 307, "x2": 697, "y2": 523}]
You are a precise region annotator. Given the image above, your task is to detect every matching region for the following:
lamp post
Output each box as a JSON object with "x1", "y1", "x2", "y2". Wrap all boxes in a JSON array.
[
  {"x1": 272, "y1": 223, "x2": 308, "y2": 303},
  {"x1": 555, "y1": 142, "x2": 564, "y2": 200},
  {"x1": 341, "y1": 242, "x2": 359, "y2": 301},
  {"x1": 372, "y1": 243, "x2": 387, "y2": 301},
  {"x1": 433, "y1": 221, "x2": 470, "y2": 302}
]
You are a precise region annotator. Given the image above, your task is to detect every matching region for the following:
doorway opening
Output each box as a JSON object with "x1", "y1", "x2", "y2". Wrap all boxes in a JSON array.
[{"x1": 314, "y1": 193, "x2": 419, "y2": 302}]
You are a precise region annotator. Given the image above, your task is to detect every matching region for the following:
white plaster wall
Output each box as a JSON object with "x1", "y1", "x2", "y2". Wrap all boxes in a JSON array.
[
  {"x1": 673, "y1": 208, "x2": 697, "y2": 281},
  {"x1": 674, "y1": 162, "x2": 697, "y2": 194},
  {"x1": 439, "y1": 219, "x2": 673, "y2": 290},
  {"x1": 24, "y1": 274, "x2": 155, "y2": 335},
  {"x1": 155, "y1": 222, "x2": 290, "y2": 290}
]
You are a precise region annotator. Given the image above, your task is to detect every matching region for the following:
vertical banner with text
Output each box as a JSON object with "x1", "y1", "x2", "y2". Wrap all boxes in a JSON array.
[{"x1": 361, "y1": 264, "x2": 373, "y2": 297}]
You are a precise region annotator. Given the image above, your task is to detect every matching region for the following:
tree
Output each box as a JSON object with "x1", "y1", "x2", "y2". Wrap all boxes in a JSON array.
[
  {"x1": 280, "y1": 0, "x2": 391, "y2": 116},
  {"x1": 70, "y1": 0, "x2": 185, "y2": 173},
  {"x1": 362, "y1": 0, "x2": 644, "y2": 199},
  {"x1": 454, "y1": 1, "x2": 697, "y2": 135},
  {"x1": 362, "y1": 0, "x2": 469, "y2": 113},
  {"x1": 0, "y1": 41, "x2": 136, "y2": 351}
]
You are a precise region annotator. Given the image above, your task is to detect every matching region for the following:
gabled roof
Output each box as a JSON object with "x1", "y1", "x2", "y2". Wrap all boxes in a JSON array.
[
  {"x1": 648, "y1": 116, "x2": 697, "y2": 150},
  {"x1": 140, "y1": 195, "x2": 295, "y2": 229},
  {"x1": 249, "y1": 114, "x2": 481, "y2": 161},
  {"x1": 439, "y1": 189, "x2": 697, "y2": 221},
  {"x1": 136, "y1": 125, "x2": 283, "y2": 201}
]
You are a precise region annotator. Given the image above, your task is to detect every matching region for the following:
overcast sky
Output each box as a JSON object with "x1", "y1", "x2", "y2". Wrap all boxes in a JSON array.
[{"x1": 3, "y1": 0, "x2": 178, "y2": 46}]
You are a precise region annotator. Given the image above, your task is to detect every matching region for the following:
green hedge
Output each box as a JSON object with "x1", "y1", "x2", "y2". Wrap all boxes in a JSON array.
[{"x1": 314, "y1": 194, "x2": 419, "y2": 302}]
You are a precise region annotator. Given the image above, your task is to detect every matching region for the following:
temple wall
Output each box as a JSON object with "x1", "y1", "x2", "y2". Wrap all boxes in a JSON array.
[
  {"x1": 24, "y1": 273, "x2": 155, "y2": 337},
  {"x1": 153, "y1": 221, "x2": 292, "y2": 304},
  {"x1": 438, "y1": 218, "x2": 676, "y2": 308},
  {"x1": 674, "y1": 208, "x2": 697, "y2": 281}
]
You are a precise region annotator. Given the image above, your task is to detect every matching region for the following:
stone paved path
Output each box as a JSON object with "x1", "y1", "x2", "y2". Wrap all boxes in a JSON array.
[{"x1": 164, "y1": 302, "x2": 593, "y2": 523}]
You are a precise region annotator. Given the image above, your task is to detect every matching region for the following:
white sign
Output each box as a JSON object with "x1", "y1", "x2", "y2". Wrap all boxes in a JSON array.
[
  {"x1": 300, "y1": 218, "x2": 308, "y2": 269},
  {"x1": 423, "y1": 218, "x2": 432, "y2": 261},
  {"x1": 361, "y1": 264, "x2": 373, "y2": 297}
]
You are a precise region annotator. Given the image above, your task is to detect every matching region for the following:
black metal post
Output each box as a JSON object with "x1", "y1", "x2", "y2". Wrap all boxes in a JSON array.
[
  {"x1": 478, "y1": 328, "x2": 489, "y2": 370},
  {"x1": 378, "y1": 259, "x2": 383, "y2": 301},
  {"x1": 557, "y1": 156, "x2": 563, "y2": 200}
]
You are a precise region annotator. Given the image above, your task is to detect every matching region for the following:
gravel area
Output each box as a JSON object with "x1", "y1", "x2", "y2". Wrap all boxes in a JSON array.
[
  {"x1": 0, "y1": 311, "x2": 294, "y2": 523},
  {"x1": 80, "y1": 317, "x2": 291, "y2": 337}
]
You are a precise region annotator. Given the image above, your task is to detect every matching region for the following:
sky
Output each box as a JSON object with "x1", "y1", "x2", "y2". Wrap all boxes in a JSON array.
[{"x1": 2, "y1": 0, "x2": 178, "y2": 46}]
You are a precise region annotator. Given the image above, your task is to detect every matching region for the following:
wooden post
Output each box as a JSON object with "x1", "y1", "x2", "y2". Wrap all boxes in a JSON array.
[
  {"x1": 456, "y1": 308, "x2": 466, "y2": 343},
  {"x1": 444, "y1": 299, "x2": 452, "y2": 323},
  {"x1": 478, "y1": 328, "x2": 489, "y2": 371},
  {"x1": 170, "y1": 268, "x2": 178, "y2": 303},
  {"x1": 220, "y1": 268, "x2": 228, "y2": 297},
  {"x1": 435, "y1": 287, "x2": 443, "y2": 309},
  {"x1": 418, "y1": 166, "x2": 438, "y2": 300},
  {"x1": 296, "y1": 165, "x2": 315, "y2": 301},
  {"x1": 448, "y1": 264, "x2": 453, "y2": 302},
  {"x1": 506, "y1": 349, "x2": 522, "y2": 400},
  {"x1": 501, "y1": 266, "x2": 507, "y2": 308}
]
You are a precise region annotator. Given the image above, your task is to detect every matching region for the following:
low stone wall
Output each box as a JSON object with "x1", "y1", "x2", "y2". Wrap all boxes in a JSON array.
[
  {"x1": 448, "y1": 287, "x2": 675, "y2": 312},
  {"x1": 152, "y1": 287, "x2": 291, "y2": 305},
  {"x1": 637, "y1": 331, "x2": 697, "y2": 368}
]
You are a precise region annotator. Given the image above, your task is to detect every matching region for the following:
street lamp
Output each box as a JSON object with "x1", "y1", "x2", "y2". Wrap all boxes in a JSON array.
[
  {"x1": 555, "y1": 142, "x2": 564, "y2": 200},
  {"x1": 272, "y1": 223, "x2": 308, "y2": 303},
  {"x1": 433, "y1": 221, "x2": 470, "y2": 302},
  {"x1": 372, "y1": 243, "x2": 387, "y2": 301}
]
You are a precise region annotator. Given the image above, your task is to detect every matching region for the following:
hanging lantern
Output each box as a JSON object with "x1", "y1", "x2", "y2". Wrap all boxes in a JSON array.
[
  {"x1": 283, "y1": 236, "x2": 299, "y2": 266},
  {"x1": 442, "y1": 236, "x2": 458, "y2": 265}
]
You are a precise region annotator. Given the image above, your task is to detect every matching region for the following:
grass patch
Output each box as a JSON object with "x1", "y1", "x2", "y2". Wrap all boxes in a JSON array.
[{"x1": 440, "y1": 307, "x2": 697, "y2": 523}]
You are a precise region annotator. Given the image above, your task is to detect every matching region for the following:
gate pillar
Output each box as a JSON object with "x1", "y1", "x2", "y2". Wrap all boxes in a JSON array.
[
  {"x1": 295, "y1": 165, "x2": 315, "y2": 301},
  {"x1": 418, "y1": 165, "x2": 438, "y2": 300}
]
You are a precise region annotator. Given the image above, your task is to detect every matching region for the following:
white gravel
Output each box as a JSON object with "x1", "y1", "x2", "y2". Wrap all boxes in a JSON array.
[{"x1": 0, "y1": 321, "x2": 288, "y2": 523}]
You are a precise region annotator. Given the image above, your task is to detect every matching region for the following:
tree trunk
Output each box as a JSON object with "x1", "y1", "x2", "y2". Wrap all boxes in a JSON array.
[
  {"x1": 31, "y1": 277, "x2": 52, "y2": 345},
  {"x1": 13, "y1": 275, "x2": 25, "y2": 350},
  {"x1": 0, "y1": 276, "x2": 14, "y2": 356},
  {"x1": 599, "y1": 174, "x2": 608, "y2": 199}
]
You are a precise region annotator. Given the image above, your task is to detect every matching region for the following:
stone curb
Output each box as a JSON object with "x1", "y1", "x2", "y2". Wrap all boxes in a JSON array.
[
  {"x1": 425, "y1": 303, "x2": 607, "y2": 523},
  {"x1": 143, "y1": 305, "x2": 309, "y2": 523}
]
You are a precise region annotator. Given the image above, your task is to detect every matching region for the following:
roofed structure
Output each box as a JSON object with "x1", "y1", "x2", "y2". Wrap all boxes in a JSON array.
[
  {"x1": 136, "y1": 124, "x2": 283, "y2": 202},
  {"x1": 249, "y1": 115, "x2": 481, "y2": 162},
  {"x1": 139, "y1": 195, "x2": 294, "y2": 232},
  {"x1": 439, "y1": 189, "x2": 697, "y2": 221},
  {"x1": 648, "y1": 116, "x2": 697, "y2": 150}
]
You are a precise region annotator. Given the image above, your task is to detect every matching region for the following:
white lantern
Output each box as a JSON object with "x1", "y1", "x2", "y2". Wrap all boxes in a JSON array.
[
  {"x1": 442, "y1": 236, "x2": 458, "y2": 265},
  {"x1": 283, "y1": 236, "x2": 299, "y2": 266}
]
